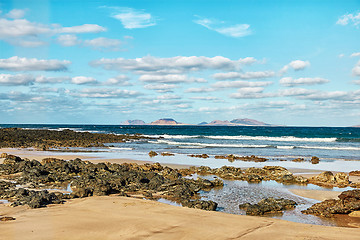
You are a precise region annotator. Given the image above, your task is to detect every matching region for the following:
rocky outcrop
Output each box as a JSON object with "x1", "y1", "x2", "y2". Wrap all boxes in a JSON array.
[
  {"x1": 239, "y1": 197, "x2": 297, "y2": 215},
  {"x1": 309, "y1": 171, "x2": 350, "y2": 187},
  {"x1": 302, "y1": 190, "x2": 360, "y2": 218},
  {"x1": 179, "y1": 165, "x2": 308, "y2": 185},
  {"x1": 0, "y1": 155, "x2": 223, "y2": 211},
  {"x1": 215, "y1": 154, "x2": 268, "y2": 162},
  {"x1": 0, "y1": 216, "x2": 16, "y2": 221},
  {"x1": 0, "y1": 128, "x2": 149, "y2": 150},
  {"x1": 188, "y1": 154, "x2": 209, "y2": 159}
]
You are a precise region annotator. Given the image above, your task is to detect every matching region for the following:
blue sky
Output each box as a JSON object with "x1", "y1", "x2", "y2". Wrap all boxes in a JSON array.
[{"x1": 0, "y1": 0, "x2": 359, "y2": 126}]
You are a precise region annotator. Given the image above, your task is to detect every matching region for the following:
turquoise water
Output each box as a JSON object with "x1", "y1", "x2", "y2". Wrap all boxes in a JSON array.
[{"x1": 2, "y1": 124, "x2": 359, "y2": 162}]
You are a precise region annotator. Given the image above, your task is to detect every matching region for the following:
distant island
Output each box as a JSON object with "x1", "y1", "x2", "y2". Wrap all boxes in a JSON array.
[
  {"x1": 351, "y1": 125, "x2": 360, "y2": 128},
  {"x1": 120, "y1": 118, "x2": 273, "y2": 126}
]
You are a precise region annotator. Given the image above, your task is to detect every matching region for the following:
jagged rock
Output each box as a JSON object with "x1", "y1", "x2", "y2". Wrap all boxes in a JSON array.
[
  {"x1": 334, "y1": 172, "x2": 350, "y2": 186},
  {"x1": 292, "y1": 158, "x2": 305, "y2": 162},
  {"x1": 181, "y1": 199, "x2": 218, "y2": 211},
  {"x1": 188, "y1": 154, "x2": 209, "y2": 159},
  {"x1": 161, "y1": 152, "x2": 175, "y2": 156},
  {"x1": 310, "y1": 171, "x2": 335, "y2": 183},
  {"x1": 239, "y1": 197, "x2": 297, "y2": 216},
  {"x1": 311, "y1": 156, "x2": 320, "y2": 164},
  {"x1": 0, "y1": 216, "x2": 16, "y2": 221},
  {"x1": 349, "y1": 170, "x2": 360, "y2": 176},
  {"x1": 148, "y1": 151, "x2": 158, "y2": 157},
  {"x1": 302, "y1": 190, "x2": 360, "y2": 218}
]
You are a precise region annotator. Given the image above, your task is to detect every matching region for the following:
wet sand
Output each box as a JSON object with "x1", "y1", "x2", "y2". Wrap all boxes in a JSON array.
[
  {"x1": 1, "y1": 196, "x2": 360, "y2": 240},
  {"x1": 1, "y1": 148, "x2": 360, "y2": 239}
]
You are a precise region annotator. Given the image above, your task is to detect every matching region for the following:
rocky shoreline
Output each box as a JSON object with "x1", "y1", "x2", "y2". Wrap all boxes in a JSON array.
[
  {"x1": 1, "y1": 152, "x2": 360, "y2": 223},
  {"x1": 0, "y1": 128, "x2": 150, "y2": 150}
]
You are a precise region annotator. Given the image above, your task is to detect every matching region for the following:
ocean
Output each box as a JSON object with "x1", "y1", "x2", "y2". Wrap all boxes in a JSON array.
[
  {"x1": 1, "y1": 124, "x2": 359, "y2": 171},
  {"x1": 2, "y1": 124, "x2": 360, "y2": 226}
]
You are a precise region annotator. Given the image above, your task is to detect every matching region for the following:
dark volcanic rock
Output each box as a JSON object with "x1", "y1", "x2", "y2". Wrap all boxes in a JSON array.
[
  {"x1": 302, "y1": 190, "x2": 360, "y2": 218},
  {"x1": 0, "y1": 128, "x2": 148, "y2": 150},
  {"x1": 239, "y1": 197, "x2": 297, "y2": 216},
  {"x1": 0, "y1": 216, "x2": 16, "y2": 221},
  {"x1": 181, "y1": 199, "x2": 218, "y2": 211}
]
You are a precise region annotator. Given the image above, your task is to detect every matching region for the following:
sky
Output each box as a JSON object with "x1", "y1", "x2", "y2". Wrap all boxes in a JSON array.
[{"x1": 0, "y1": 0, "x2": 359, "y2": 126}]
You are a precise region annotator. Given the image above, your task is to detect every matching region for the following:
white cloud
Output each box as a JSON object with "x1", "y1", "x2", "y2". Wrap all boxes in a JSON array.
[
  {"x1": 353, "y1": 61, "x2": 360, "y2": 76},
  {"x1": 91, "y1": 56, "x2": 257, "y2": 74},
  {"x1": 0, "y1": 11, "x2": 107, "y2": 47},
  {"x1": 144, "y1": 84, "x2": 177, "y2": 93},
  {"x1": 71, "y1": 76, "x2": 97, "y2": 85},
  {"x1": 194, "y1": 16, "x2": 252, "y2": 38},
  {"x1": 111, "y1": 7, "x2": 156, "y2": 29},
  {"x1": 229, "y1": 87, "x2": 272, "y2": 99},
  {"x1": 72, "y1": 88, "x2": 142, "y2": 98},
  {"x1": 300, "y1": 91, "x2": 349, "y2": 100},
  {"x1": 278, "y1": 88, "x2": 317, "y2": 97},
  {"x1": 336, "y1": 12, "x2": 360, "y2": 26},
  {"x1": 0, "y1": 18, "x2": 50, "y2": 38},
  {"x1": 190, "y1": 96, "x2": 219, "y2": 101},
  {"x1": 0, "y1": 73, "x2": 34, "y2": 85},
  {"x1": 83, "y1": 37, "x2": 122, "y2": 50},
  {"x1": 58, "y1": 24, "x2": 106, "y2": 33},
  {"x1": 353, "y1": 80, "x2": 360, "y2": 85},
  {"x1": 350, "y1": 52, "x2": 360, "y2": 57},
  {"x1": 213, "y1": 71, "x2": 275, "y2": 80},
  {"x1": 280, "y1": 60, "x2": 310, "y2": 74},
  {"x1": 185, "y1": 87, "x2": 215, "y2": 93},
  {"x1": 104, "y1": 75, "x2": 131, "y2": 86},
  {"x1": 212, "y1": 80, "x2": 273, "y2": 89},
  {"x1": 279, "y1": 77, "x2": 329, "y2": 87},
  {"x1": 0, "y1": 56, "x2": 70, "y2": 71},
  {"x1": 157, "y1": 94, "x2": 181, "y2": 100},
  {"x1": 35, "y1": 76, "x2": 70, "y2": 83},
  {"x1": 139, "y1": 74, "x2": 189, "y2": 83},
  {"x1": 5, "y1": 9, "x2": 26, "y2": 19},
  {"x1": 57, "y1": 34, "x2": 79, "y2": 46}
]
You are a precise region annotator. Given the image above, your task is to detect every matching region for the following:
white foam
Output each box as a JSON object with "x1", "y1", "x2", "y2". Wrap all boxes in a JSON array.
[
  {"x1": 151, "y1": 139, "x2": 271, "y2": 148},
  {"x1": 299, "y1": 146, "x2": 360, "y2": 151},
  {"x1": 277, "y1": 146, "x2": 295, "y2": 149},
  {"x1": 206, "y1": 135, "x2": 337, "y2": 142}
]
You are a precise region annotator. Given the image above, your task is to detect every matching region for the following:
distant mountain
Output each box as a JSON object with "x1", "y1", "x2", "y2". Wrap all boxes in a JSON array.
[
  {"x1": 230, "y1": 118, "x2": 271, "y2": 126},
  {"x1": 198, "y1": 122, "x2": 208, "y2": 125},
  {"x1": 120, "y1": 120, "x2": 146, "y2": 125},
  {"x1": 206, "y1": 120, "x2": 232, "y2": 126},
  {"x1": 351, "y1": 125, "x2": 360, "y2": 128},
  {"x1": 201, "y1": 118, "x2": 272, "y2": 126},
  {"x1": 150, "y1": 118, "x2": 181, "y2": 125}
]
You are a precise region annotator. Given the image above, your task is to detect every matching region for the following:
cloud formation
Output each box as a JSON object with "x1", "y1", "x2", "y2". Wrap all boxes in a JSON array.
[
  {"x1": 0, "y1": 74, "x2": 34, "y2": 85},
  {"x1": 212, "y1": 80, "x2": 273, "y2": 89},
  {"x1": 144, "y1": 84, "x2": 177, "y2": 93},
  {"x1": 336, "y1": 12, "x2": 360, "y2": 26},
  {"x1": 0, "y1": 9, "x2": 108, "y2": 47},
  {"x1": 279, "y1": 77, "x2": 329, "y2": 87},
  {"x1": 213, "y1": 71, "x2": 275, "y2": 80},
  {"x1": 72, "y1": 88, "x2": 142, "y2": 98},
  {"x1": 280, "y1": 60, "x2": 310, "y2": 74},
  {"x1": 71, "y1": 76, "x2": 97, "y2": 85},
  {"x1": 110, "y1": 7, "x2": 156, "y2": 29},
  {"x1": 194, "y1": 16, "x2": 252, "y2": 38},
  {"x1": 353, "y1": 61, "x2": 360, "y2": 76},
  {"x1": 0, "y1": 56, "x2": 70, "y2": 71},
  {"x1": 91, "y1": 56, "x2": 257, "y2": 74}
]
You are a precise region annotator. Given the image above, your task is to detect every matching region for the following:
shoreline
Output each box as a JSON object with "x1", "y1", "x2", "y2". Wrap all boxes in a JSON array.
[
  {"x1": 1, "y1": 196, "x2": 360, "y2": 240},
  {"x1": 1, "y1": 147, "x2": 360, "y2": 238}
]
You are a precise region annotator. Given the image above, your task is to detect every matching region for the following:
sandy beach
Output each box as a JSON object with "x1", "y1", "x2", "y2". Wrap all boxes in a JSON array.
[
  {"x1": 1, "y1": 148, "x2": 360, "y2": 239},
  {"x1": 1, "y1": 196, "x2": 360, "y2": 240}
]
